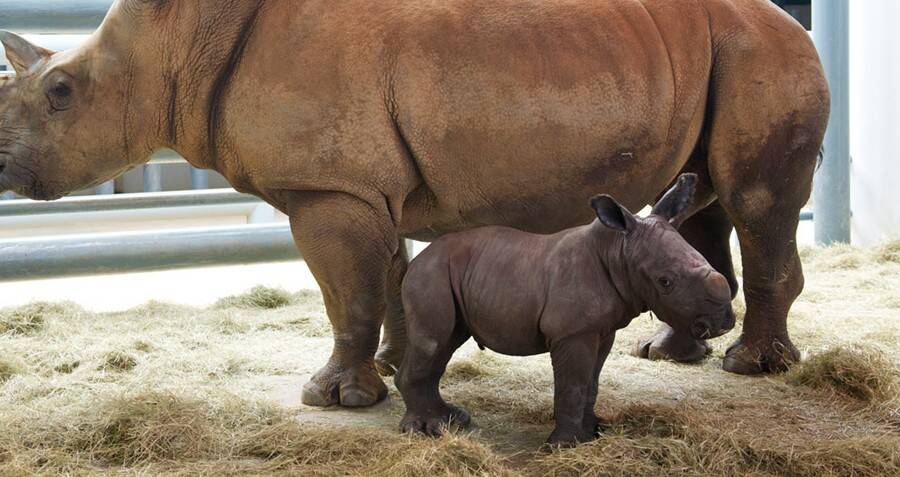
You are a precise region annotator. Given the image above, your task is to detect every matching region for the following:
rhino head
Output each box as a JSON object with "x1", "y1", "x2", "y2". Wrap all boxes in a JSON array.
[
  {"x1": 591, "y1": 174, "x2": 737, "y2": 340},
  {"x1": 0, "y1": 1, "x2": 174, "y2": 200}
]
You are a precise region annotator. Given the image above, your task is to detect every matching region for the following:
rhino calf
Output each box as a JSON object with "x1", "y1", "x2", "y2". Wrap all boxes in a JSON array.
[{"x1": 396, "y1": 174, "x2": 735, "y2": 446}]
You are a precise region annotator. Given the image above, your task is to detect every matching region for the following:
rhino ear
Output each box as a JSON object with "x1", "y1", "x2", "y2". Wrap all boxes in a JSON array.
[
  {"x1": 651, "y1": 173, "x2": 698, "y2": 227},
  {"x1": 591, "y1": 194, "x2": 637, "y2": 234},
  {"x1": 0, "y1": 31, "x2": 52, "y2": 75}
]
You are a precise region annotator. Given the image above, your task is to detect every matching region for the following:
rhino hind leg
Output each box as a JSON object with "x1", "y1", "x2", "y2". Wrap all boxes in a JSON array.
[
  {"x1": 375, "y1": 245, "x2": 409, "y2": 377},
  {"x1": 705, "y1": 35, "x2": 828, "y2": 374},
  {"x1": 396, "y1": 271, "x2": 471, "y2": 437},
  {"x1": 632, "y1": 202, "x2": 735, "y2": 363}
]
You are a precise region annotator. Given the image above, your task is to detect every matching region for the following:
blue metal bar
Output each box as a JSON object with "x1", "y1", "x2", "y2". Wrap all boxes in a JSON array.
[
  {"x1": 191, "y1": 168, "x2": 210, "y2": 190},
  {"x1": 0, "y1": 223, "x2": 298, "y2": 282},
  {"x1": 94, "y1": 180, "x2": 114, "y2": 195},
  {"x1": 143, "y1": 163, "x2": 163, "y2": 193},
  {"x1": 0, "y1": 189, "x2": 260, "y2": 217},
  {"x1": 812, "y1": 0, "x2": 851, "y2": 244}
]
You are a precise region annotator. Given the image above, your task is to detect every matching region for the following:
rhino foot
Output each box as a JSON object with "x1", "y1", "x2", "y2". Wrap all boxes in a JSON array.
[
  {"x1": 400, "y1": 404, "x2": 471, "y2": 437},
  {"x1": 723, "y1": 334, "x2": 800, "y2": 375},
  {"x1": 632, "y1": 325, "x2": 710, "y2": 363},
  {"x1": 545, "y1": 427, "x2": 596, "y2": 449},
  {"x1": 301, "y1": 361, "x2": 387, "y2": 407},
  {"x1": 374, "y1": 343, "x2": 405, "y2": 377}
]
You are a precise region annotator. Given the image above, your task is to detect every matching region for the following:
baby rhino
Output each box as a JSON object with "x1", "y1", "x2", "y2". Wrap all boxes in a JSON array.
[{"x1": 396, "y1": 174, "x2": 736, "y2": 447}]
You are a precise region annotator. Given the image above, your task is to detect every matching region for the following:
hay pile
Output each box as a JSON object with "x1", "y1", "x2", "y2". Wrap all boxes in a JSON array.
[
  {"x1": 1, "y1": 238, "x2": 899, "y2": 476},
  {"x1": 0, "y1": 390, "x2": 510, "y2": 476}
]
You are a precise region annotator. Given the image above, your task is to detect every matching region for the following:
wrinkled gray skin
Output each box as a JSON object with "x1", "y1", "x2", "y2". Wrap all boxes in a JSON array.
[{"x1": 397, "y1": 174, "x2": 736, "y2": 447}]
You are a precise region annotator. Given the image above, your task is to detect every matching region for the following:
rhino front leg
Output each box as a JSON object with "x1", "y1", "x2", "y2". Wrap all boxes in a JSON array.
[
  {"x1": 375, "y1": 244, "x2": 409, "y2": 376},
  {"x1": 288, "y1": 191, "x2": 397, "y2": 407},
  {"x1": 583, "y1": 335, "x2": 614, "y2": 438},
  {"x1": 547, "y1": 334, "x2": 601, "y2": 447}
]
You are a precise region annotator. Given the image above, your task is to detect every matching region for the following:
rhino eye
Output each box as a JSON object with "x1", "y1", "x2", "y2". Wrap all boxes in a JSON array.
[
  {"x1": 45, "y1": 76, "x2": 75, "y2": 112},
  {"x1": 657, "y1": 277, "x2": 673, "y2": 290},
  {"x1": 51, "y1": 83, "x2": 71, "y2": 98}
]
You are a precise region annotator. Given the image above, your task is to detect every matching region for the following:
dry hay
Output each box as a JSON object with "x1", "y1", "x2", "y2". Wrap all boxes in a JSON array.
[
  {"x1": 0, "y1": 355, "x2": 23, "y2": 383},
  {"x1": 0, "y1": 240, "x2": 899, "y2": 476},
  {"x1": 786, "y1": 345, "x2": 899, "y2": 404},
  {"x1": 0, "y1": 302, "x2": 78, "y2": 335},
  {"x1": 100, "y1": 351, "x2": 139, "y2": 372},
  {"x1": 531, "y1": 403, "x2": 899, "y2": 477},
  {"x1": 214, "y1": 285, "x2": 296, "y2": 310},
  {"x1": 0, "y1": 389, "x2": 510, "y2": 476}
]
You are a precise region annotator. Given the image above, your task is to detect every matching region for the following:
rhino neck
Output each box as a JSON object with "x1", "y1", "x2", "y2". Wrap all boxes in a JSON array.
[
  {"x1": 594, "y1": 223, "x2": 648, "y2": 321},
  {"x1": 101, "y1": 0, "x2": 272, "y2": 172}
]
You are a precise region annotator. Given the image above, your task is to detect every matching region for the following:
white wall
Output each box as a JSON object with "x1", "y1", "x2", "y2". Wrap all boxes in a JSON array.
[{"x1": 850, "y1": 0, "x2": 900, "y2": 245}]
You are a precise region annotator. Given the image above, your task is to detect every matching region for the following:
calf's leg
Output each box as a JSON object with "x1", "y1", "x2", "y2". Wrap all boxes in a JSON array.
[
  {"x1": 288, "y1": 191, "x2": 396, "y2": 407},
  {"x1": 583, "y1": 335, "x2": 615, "y2": 437},
  {"x1": 548, "y1": 334, "x2": 601, "y2": 447},
  {"x1": 396, "y1": 271, "x2": 470, "y2": 436}
]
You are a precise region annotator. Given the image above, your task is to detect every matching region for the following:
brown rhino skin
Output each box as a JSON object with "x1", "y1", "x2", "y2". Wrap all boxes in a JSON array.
[{"x1": 0, "y1": 0, "x2": 829, "y2": 407}]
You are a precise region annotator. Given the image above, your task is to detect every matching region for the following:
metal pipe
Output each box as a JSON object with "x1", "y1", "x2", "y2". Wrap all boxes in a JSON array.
[
  {"x1": 0, "y1": 1, "x2": 113, "y2": 34},
  {"x1": 191, "y1": 168, "x2": 210, "y2": 190},
  {"x1": 0, "y1": 223, "x2": 299, "y2": 282},
  {"x1": 812, "y1": 0, "x2": 851, "y2": 244},
  {"x1": 0, "y1": 189, "x2": 260, "y2": 217},
  {"x1": 94, "y1": 180, "x2": 115, "y2": 195},
  {"x1": 143, "y1": 163, "x2": 162, "y2": 193}
]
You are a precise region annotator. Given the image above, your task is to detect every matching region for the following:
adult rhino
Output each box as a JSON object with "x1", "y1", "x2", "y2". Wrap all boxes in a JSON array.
[{"x1": 0, "y1": 0, "x2": 828, "y2": 407}]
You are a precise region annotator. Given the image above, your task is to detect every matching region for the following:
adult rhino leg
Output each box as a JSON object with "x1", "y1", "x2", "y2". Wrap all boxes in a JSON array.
[
  {"x1": 288, "y1": 191, "x2": 397, "y2": 407},
  {"x1": 633, "y1": 202, "x2": 737, "y2": 362},
  {"x1": 375, "y1": 244, "x2": 409, "y2": 376},
  {"x1": 706, "y1": 42, "x2": 828, "y2": 374}
]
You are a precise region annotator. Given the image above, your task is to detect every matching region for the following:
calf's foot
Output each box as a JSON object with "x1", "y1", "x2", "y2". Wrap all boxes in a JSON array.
[
  {"x1": 582, "y1": 413, "x2": 605, "y2": 439},
  {"x1": 723, "y1": 333, "x2": 800, "y2": 375},
  {"x1": 302, "y1": 360, "x2": 387, "y2": 407},
  {"x1": 374, "y1": 343, "x2": 405, "y2": 377},
  {"x1": 400, "y1": 404, "x2": 471, "y2": 437},
  {"x1": 546, "y1": 426, "x2": 595, "y2": 448},
  {"x1": 632, "y1": 325, "x2": 710, "y2": 363}
]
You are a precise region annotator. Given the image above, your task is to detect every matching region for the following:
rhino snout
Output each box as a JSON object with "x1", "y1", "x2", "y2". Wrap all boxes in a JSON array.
[{"x1": 691, "y1": 307, "x2": 735, "y2": 340}]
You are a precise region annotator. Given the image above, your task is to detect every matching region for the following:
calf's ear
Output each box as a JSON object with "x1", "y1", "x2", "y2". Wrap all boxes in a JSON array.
[
  {"x1": 591, "y1": 195, "x2": 637, "y2": 234},
  {"x1": 651, "y1": 173, "x2": 698, "y2": 226},
  {"x1": 0, "y1": 31, "x2": 52, "y2": 75}
]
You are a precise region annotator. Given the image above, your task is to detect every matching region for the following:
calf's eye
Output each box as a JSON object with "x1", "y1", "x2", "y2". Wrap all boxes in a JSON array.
[{"x1": 657, "y1": 277, "x2": 673, "y2": 289}]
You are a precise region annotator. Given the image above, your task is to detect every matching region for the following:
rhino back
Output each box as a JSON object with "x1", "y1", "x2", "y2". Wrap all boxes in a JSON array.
[{"x1": 204, "y1": 1, "x2": 718, "y2": 232}]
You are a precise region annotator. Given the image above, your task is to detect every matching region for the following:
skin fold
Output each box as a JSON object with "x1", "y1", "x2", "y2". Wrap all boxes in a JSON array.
[
  {"x1": 0, "y1": 0, "x2": 829, "y2": 408},
  {"x1": 397, "y1": 174, "x2": 736, "y2": 447}
]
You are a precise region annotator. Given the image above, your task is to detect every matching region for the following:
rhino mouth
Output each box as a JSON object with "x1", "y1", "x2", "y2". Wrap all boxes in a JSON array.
[
  {"x1": 0, "y1": 155, "x2": 62, "y2": 201},
  {"x1": 691, "y1": 308, "x2": 736, "y2": 340}
]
